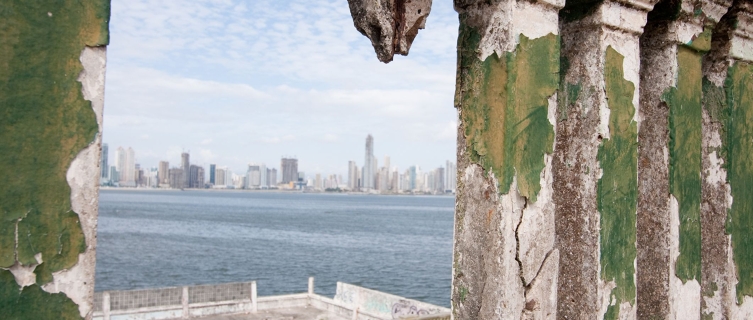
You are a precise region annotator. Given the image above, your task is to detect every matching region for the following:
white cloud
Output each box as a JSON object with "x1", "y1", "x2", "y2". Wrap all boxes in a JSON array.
[{"x1": 103, "y1": 0, "x2": 459, "y2": 176}]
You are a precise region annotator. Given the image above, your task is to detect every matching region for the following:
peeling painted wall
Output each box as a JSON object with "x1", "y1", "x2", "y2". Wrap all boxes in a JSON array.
[{"x1": 0, "y1": 1, "x2": 109, "y2": 319}]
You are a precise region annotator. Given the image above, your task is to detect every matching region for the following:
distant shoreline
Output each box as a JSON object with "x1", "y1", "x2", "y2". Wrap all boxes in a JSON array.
[{"x1": 98, "y1": 186, "x2": 455, "y2": 197}]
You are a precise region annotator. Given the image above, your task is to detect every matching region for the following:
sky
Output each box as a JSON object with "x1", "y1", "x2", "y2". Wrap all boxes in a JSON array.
[{"x1": 102, "y1": 0, "x2": 460, "y2": 177}]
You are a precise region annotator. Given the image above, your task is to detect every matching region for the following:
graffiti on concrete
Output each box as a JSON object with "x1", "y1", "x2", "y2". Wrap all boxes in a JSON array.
[{"x1": 392, "y1": 300, "x2": 431, "y2": 318}]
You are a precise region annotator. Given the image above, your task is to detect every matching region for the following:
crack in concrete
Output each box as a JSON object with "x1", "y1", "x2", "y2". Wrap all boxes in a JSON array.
[{"x1": 515, "y1": 196, "x2": 528, "y2": 288}]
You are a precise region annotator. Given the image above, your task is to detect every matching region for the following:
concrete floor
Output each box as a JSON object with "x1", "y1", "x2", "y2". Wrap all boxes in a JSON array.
[{"x1": 191, "y1": 307, "x2": 351, "y2": 320}]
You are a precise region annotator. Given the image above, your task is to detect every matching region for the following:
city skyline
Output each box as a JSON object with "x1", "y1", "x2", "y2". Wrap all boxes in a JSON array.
[{"x1": 101, "y1": 134, "x2": 456, "y2": 193}]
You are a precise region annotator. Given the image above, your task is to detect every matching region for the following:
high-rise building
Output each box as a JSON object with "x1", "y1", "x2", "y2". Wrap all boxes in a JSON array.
[
  {"x1": 315, "y1": 173, "x2": 322, "y2": 191},
  {"x1": 116, "y1": 147, "x2": 136, "y2": 187},
  {"x1": 189, "y1": 165, "x2": 204, "y2": 188},
  {"x1": 109, "y1": 166, "x2": 119, "y2": 185},
  {"x1": 215, "y1": 167, "x2": 227, "y2": 187},
  {"x1": 247, "y1": 164, "x2": 261, "y2": 188},
  {"x1": 209, "y1": 164, "x2": 216, "y2": 184},
  {"x1": 158, "y1": 161, "x2": 169, "y2": 186},
  {"x1": 267, "y1": 168, "x2": 278, "y2": 186},
  {"x1": 281, "y1": 158, "x2": 298, "y2": 183},
  {"x1": 348, "y1": 161, "x2": 358, "y2": 190},
  {"x1": 168, "y1": 168, "x2": 184, "y2": 189},
  {"x1": 445, "y1": 161, "x2": 456, "y2": 192},
  {"x1": 363, "y1": 135, "x2": 374, "y2": 190},
  {"x1": 100, "y1": 143, "x2": 109, "y2": 179},
  {"x1": 181, "y1": 152, "x2": 190, "y2": 188},
  {"x1": 435, "y1": 167, "x2": 445, "y2": 192}
]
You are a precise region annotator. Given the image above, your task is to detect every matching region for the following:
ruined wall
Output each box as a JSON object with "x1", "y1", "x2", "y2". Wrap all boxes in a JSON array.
[
  {"x1": 0, "y1": 1, "x2": 109, "y2": 319},
  {"x1": 346, "y1": 0, "x2": 753, "y2": 319}
]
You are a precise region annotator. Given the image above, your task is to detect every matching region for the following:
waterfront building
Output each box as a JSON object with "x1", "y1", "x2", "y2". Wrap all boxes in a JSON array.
[
  {"x1": 158, "y1": 161, "x2": 169, "y2": 186},
  {"x1": 109, "y1": 166, "x2": 119, "y2": 186},
  {"x1": 215, "y1": 167, "x2": 227, "y2": 187},
  {"x1": 100, "y1": 143, "x2": 109, "y2": 182},
  {"x1": 247, "y1": 164, "x2": 261, "y2": 188},
  {"x1": 189, "y1": 165, "x2": 204, "y2": 188},
  {"x1": 445, "y1": 161, "x2": 456, "y2": 192},
  {"x1": 315, "y1": 173, "x2": 322, "y2": 191},
  {"x1": 267, "y1": 168, "x2": 278, "y2": 187},
  {"x1": 363, "y1": 135, "x2": 374, "y2": 190},
  {"x1": 168, "y1": 168, "x2": 184, "y2": 189},
  {"x1": 209, "y1": 164, "x2": 216, "y2": 184},
  {"x1": 281, "y1": 158, "x2": 298, "y2": 183},
  {"x1": 181, "y1": 152, "x2": 190, "y2": 188},
  {"x1": 116, "y1": 147, "x2": 136, "y2": 187},
  {"x1": 348, "y1": 161, "x2": 358, "y2": 190}
]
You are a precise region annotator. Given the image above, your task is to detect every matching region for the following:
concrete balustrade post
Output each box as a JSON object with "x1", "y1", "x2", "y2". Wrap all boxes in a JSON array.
[
  {"x1": 450, "y1": 0, "x2": 564, "y2": 318},
  {"x1": 700, "y1": 1, "x2": 753, "y2": 318},
  {"x1": 251, "y1": 281, "x2": 258, "y2": 313},
  {"x1": 309, "y1": 277, "x2": 315, "y2": 295},
  {"x1": 555, "y1": 1, "x2": 657, "y2": 319},
  {"x1": 103, "y1": 292, "x2": 111, "y2": 320},
  {"x1": 637, "y1": 0, "x2": 731, "y2": 318},
  {"x1": 182, "y1": 286, "x2": 189, "y2": 318}
]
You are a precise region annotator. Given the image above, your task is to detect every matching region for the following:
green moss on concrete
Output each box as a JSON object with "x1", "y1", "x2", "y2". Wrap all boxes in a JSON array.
[
  {"x1": 725, "y1": 62, "x2": 753, "y2": 303},
  {"x1": 687, "y1": 27, "x2": 712, "y2": 52},
  {"x1": 0, "y1": 270, "x2": 83, "y2": 320},
  {"x1": 598, "y1": 47, "x2": 638, "y2": 320},
  {"x1": 0, "y1": 1, "x2": 109, "y2": 318},
  {"x1": 457, "y1": 20, "x2": 558, "y2": 202},
  {"x1": 665, "y1": 46, "x2": 703, "y2": 283}
]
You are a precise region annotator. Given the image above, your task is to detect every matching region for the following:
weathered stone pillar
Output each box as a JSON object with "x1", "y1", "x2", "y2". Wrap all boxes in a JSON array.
[
  {"x1": 701, "y1": 1, "x2": 753, "y2": 318},
  {"x1": 555, "y1": 1, "x2": 656, "y2": 319},
  {"x1": 450, "y1": 0, "x2": 563, "y2": 319},
  {"x1": 638, "y1": 0, "x2": 731, "y2": 318},
  {"x1": 0, "y1": 1, "x2": 109, "y2": 319}
]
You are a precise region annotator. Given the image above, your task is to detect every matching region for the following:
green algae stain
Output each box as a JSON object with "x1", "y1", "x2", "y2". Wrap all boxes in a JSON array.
[
  {"x1": 0, "y1": 270, "x2": 83, "y2": 320},
  {"x1": 665, "y1": 46, "x2": 703, "y2": 283},
  {"x1": 0, "y1": 1, "x2": 109, "y2": 317},
  {"x1": 457, "y1": 18, "x2": 558, "y2": 203},
  {"x1": 725, "y1": 62, "x2": 753, "y2": 303},
  {"x1": 599, "y1": 47, "x2": 638, "y2": 320}
]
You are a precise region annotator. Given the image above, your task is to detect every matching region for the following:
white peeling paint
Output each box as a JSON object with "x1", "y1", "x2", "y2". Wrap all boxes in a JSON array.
[
  {"x1": 42, "y1": 46, "x2": 107, "y2": 319},
  {"x1": 618, "y1": 301, "x2": 636, "y2": 320},
  {"x1": 668, "y1": 195, "x2": 701, "y2": 320},
  {"x1": 523, "y1": 249, "x2": 559, "y2": 320},
  {"x1": 512, "y1": 1, "x2": 560, "y2": 43},
  {"x1": 494, "y1": 174, "x2": 526, "y2": 319},
  {"x1": 8, "y1": 253, "x2": 42, "y2": 288},
  {"x1": 598, "y1": 279, "x2": 617, "y2": 319},
  {"x1": 518, "y1": 154, "x2": 555, "y2": 285},
  {"x1": 547, "y1": 93, "x2": 557, "y2": 127}
]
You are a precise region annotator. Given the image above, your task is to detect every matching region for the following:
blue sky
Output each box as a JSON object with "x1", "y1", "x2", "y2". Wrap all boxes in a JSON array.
[{"x1": 102, "y1": 0, "x2": 459, "y2": 177}]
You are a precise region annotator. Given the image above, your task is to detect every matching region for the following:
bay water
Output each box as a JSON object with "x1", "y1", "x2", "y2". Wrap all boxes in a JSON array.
[{"x1": 95, "y1": 189, "x2": 454, "y2": 307}]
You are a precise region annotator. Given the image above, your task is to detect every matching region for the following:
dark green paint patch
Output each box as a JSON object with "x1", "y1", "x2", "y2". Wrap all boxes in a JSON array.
[
  {"x1": 665, "y1": 46, "x2": 703, "y2": 283},
  {"x1": 0, "y1": 270, "x2": 83, "y2": 320},
  {"x1": 457, "y1": 19, "x2": 558, "y2": 202},
  {"x1": 599, "y1": 47, "x2": 638, "y2": 319},
  {"x1": 725, "y1": 62, "x2": 753, "y2": 303},
  {"x1": 0, "y1": 1, "x2": 108, "y2": 318},
  {"x1": 703, "y1": 78, "x2": 728, "y2": 160}
]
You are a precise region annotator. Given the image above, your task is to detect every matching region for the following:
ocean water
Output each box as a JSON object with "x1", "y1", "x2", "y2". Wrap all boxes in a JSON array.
[{"x1": 95, "y1": 189, "x2": 454, "y2": 307}]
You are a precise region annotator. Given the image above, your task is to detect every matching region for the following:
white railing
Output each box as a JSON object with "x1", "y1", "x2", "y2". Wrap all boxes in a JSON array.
[{"x1": 92, "y1": 278, "x2": 450, "y2": 320}]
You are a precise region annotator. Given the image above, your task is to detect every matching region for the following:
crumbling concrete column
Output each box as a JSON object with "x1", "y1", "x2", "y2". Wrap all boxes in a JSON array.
[
  {"x1": 555, "y1": 1, "x2": 656, "y2": 319},
  {"x1": 0, "y1": 1, "x2": 109, "y2": 319},
  {"x1": 700, "y1": 1, "x2": 753, "y2": 318},
  {"x1": 450, "y1": 0, "x2": 563, "y2": 319},
  {"x1": 637, "y1": 0, "x2": 731, "y2": 318}
]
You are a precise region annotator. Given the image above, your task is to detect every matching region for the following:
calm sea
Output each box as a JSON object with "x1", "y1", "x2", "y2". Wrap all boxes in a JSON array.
[{"x1": 95, "y1": 189, "x2": 454, "y2": 307}]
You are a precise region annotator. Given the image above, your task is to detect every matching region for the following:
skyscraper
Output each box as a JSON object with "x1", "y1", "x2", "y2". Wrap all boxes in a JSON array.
[
  {"x1": 209, "y1": 164, "x2": 216, "y2": 184},
  {"x1": 100, "y1": 143, "x2": 109, "y2": 179},
  {"x1": 181, "y1": 152, "x2": 190, "y2": 188},
  {"x1": 268, "y1": 168, "x2": 278, "y2": 186},
  {"x1": 348, "y1": 161, "x2": 358, "y2": 190},
  {"x1": 247, "y1": 163, "x2": 261, "y2": 188},
  {"x1": 189, "y1": 165, "x2": 204, "y2": 188},
  {"x1": 363, "y1": 134, "x2": 374, "y2": 190},
  {"x1": 281, "y1": 158, "x2": 298, "y2": 184},
  {"x1": 116, "y1": 147, "x2": 136, "y2": 187},
  {"x1": 158, "y1": 161, "x2": 169, "y2": 186}
]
